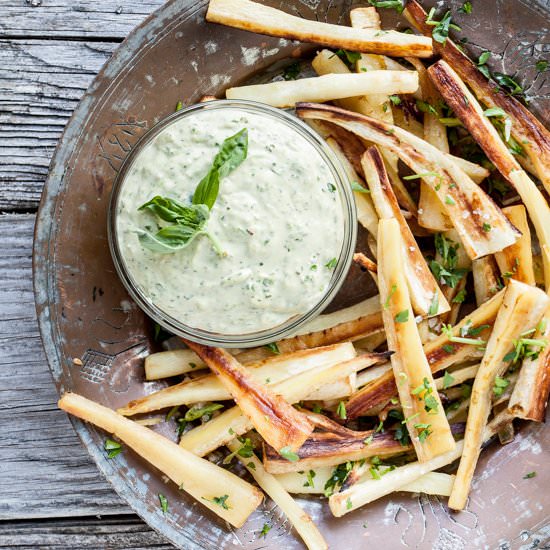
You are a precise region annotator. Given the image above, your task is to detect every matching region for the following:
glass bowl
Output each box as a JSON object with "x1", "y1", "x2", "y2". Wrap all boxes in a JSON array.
[{"x1": 108, "y1": 99, "x2": 357, "y2": 348}]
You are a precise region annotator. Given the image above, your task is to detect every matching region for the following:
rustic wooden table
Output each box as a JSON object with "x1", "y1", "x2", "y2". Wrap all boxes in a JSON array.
[{"x1": 0, "y1": 2, "x2": 176, "y2": 547}]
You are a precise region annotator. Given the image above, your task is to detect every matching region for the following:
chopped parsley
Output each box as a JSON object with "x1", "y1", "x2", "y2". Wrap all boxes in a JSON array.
[
  {"x1": 493, "y1": 376, "x2": 510, "y2": 396},
  {"x1": 184, "y1": 402, "x2": 223, "y2": 422},
  {"x1": 325, "y1": 257, "x2": 338, "y2": 269},
  {"x1": 223, "y1": 437, "x2": 254, "y2": 464},
  {"x1": 264, "y1": 342, "x2": 280, "y2": 354},
  {"x1": 367, "y1": 0, "x2": 404, "y2": 13},
  {"x1": 425, "y1": 8, "x2": 461, "y2": 45},
  {"x1": 414, "y1": 423, "x2": 432, "y2": 442},
  {"x1": 259, "y1": 523, "x2": 272, "y2": 538},
  {"x1": 334, "y1": 49, "x2": 362, "y2": 69},
  {"x1": 395, "y1": 309, "x2": 409, "y2": 323},
  {"x1": 416, "y1": 99, "x2": 438, "y2": 116},
  {"x1": 346, "y1": 497, "x2": 353, "y2": 510},
  {"x1": 482, "y1": 222, "x2": 492, "y2": 232},
  {"x1": 158, "y1": 493, "x2": 168, "y2": 514},
  {"x1": 459, "y1": 1, "x2": 472, "y2": 14},
  {"x1": 351, "y1": 181, "x2": 370, "y2": 193},
  {"x1": 389, "y1": 94, "x2": 402, "y2": 105},
  {"x1": 304, "y1": 470, "x2": 316, "y2": 488},
  {"x1": 443, "y1": 371, "x2": 455, "y2": 389},
  {"x1": 175, "y1": 101, "x2": 183, "y2": 111},
  {"x1": 536, "y1": 60, "x2": 548, "y2": 72},
  {"x1": 453, "y1": 289, "x2": 467, "y2": 303},
  {"x1": 279, "y1": 446, "x2": 300, "y2": 462},
  {"x1": 445, "y1": 195, "x2": 456, "y2": 205},
  {"x1": 442, "y1": 323, "x2": 486, "y2": 346},
  {"x1": 428, "y1": 293, "x2": 439, "y2": 316},
  {"x1": 282, "y1": 62, "x2": 300, "y2": 81},
  {"x1": 336, "y1": 401, "x2": 347, "y2": 420},
  {"x1": 430, "y1": 233, "x2": 469, "y2": 288},
  {"x1": 523, "y1": 471, "x2": 537, "y2": 479},
  {"x1": 104, "y1": 438, "x2": 123, "y2": 459},
  {"x1": 384, "y1": 284, "x2": 397, "y2": 309},
  {"x1": 493, "y1": 72, "x2": 524, "y2": 96},
  {"x1": 207, "y1": 494, "x2": 231, "y2": 510},
  {"x1": 324, "y1": 462, "x2": 353, "y2": 496}
]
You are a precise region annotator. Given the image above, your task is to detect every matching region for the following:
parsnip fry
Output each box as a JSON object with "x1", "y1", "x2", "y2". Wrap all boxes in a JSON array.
[
  {"x1": 472, "y1": 256, "x2": 501, "y2": 306},
  {"x1": 377, "y1": 218, "x2": 455, "y2": 461},
  {"x1": 428, "y1": 60, "x2": 550, "y2": 289},
  {"x1": 227, "y1": 71, "x2": 418, "y2": 108},
  {"x1": 277, "y1": 469, "x2": 454, "y2": 497},
  {"x1": 434, "y1": 364, "x2": 480, "y2": 391},
  {"x1": 58, "y1": 393, "x2": 262, "y2": 528},
  {"x1": 145, "y1": 349, "x2": 205, "y2": 380},
  {"x1": 495, "y1": 205, "x2": 535, "y2": 286},
  {"x1": 508, "y1": 303, "x2": 550, "y2": 422},
  {"x1": 185, "y1": 342, "x2": 313, "y2": 453},
  {"x1": 180, "y1": 353, "x2": 385, "y2": 456},
  {"x1": 226, "y1": 439, "x2": 327, "y2": 550},
  {"x1": 362, "y1": 146, "x2": 449, "y2": 317},
  {"x1": 236, "y1": 296, "x2": 383, "y2": 363},
  {"x1": 449, "y1": 281, "x2": 550, "y2": 510},
  {"x1": 263, "y1": 429, "x2": 408, "y2": 473},
  {"x1": 404, "y1": 0, "x2": 550, "y2": 191},
  {"x1": 207, "y1": 0, "x2": 433, "y2": 57},
  {"x1": 296, "y1": 102, "x2": 520, "y2": 259},
  {"x1": 119, "y1": 343, "x2": 356, "y2": 416}
]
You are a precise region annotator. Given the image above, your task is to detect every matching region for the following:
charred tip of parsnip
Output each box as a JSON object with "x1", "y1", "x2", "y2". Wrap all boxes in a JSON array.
[
  {"x1": 184, "y1": 341, "x2": 314, "y2": 453},
  {"x1": 206, "y1": 0, "x2": 434, "y2": 57},
  {"x1": 58, "y1": 393, "x2": 263, "y2": 528},
  {"x1": 295, "y1": 102, "x2": 521, "y2": 260}
]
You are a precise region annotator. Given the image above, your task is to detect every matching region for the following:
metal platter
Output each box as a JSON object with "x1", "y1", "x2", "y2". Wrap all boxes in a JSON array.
[{"x1": 33, "y1": 0, "x2": 550, "y2": 548}]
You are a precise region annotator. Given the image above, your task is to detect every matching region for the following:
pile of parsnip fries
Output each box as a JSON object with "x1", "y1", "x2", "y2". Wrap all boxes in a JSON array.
[{"x1": 59, "y1": 1, "x2": 550, "y2": 548}]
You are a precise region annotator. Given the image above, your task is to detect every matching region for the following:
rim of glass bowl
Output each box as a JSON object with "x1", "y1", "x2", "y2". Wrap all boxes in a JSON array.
[{"x1": 108, "y1": 99, "x2": 357, "y2": 348}]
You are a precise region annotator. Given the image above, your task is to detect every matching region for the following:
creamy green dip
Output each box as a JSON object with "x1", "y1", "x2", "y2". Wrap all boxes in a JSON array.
[{"x1": 116, "y1": 107, "x2": 344, "y2": 334}]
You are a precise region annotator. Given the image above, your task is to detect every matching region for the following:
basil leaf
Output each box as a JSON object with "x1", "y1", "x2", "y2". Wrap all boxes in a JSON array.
[
  {"x1": 137, "y1": 204, "x2": 210, "y2": 253},
  {"x1": 139, "y1": 195, "x2": 203, "y2": 224},
  {"x1": 193, "y1": 128, "x2": 248, "y2": 209}
]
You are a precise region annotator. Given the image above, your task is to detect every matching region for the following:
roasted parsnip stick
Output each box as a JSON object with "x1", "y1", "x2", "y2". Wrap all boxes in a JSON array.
[
  {"x1": 428, "y1": 60, "x2": 550, "y2": 290},
  {"x1": 58, "y1": 393, "x2": 263, "y2": 528},
  {"x1": 207, "y1": 0, "x2": 433, "y2": 57},
  {"x1": 185, "y1": 342, "x2": 314, "y2": 453},
  {"x1": 377, "y1": 218, "x2": 455, "y2": 461}
]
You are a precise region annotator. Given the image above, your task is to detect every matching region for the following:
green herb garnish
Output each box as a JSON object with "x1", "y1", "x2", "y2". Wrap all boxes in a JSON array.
[
  {"x1": 523, "y1": 471, "x2": 537, "y2": 479},
  {"x1": 325, "y1": 257, "x2": 338, "y2": 269},
  {"x1": 536, "y1": 60, "x2": 548, "y2": 72},
  {"x1": 304, "y1": 470, "x2": 316, "y2": 488},
  {"x1": 351, "y1": 181, "x2": 370, "y2": 193},
  {"x1": 429, "y1": 233, "x2": 469, "y2": 288},
  {"x1": 264, "y1": 342, "x2": 280, "y2": 355},
  {"x1": 443, "y1": 371, "x2": 455, "y2": 389},
  {"x1": 324, "y1": 462, "x2": 353, "y2": 496},
  {"x1": 223, "y1": 437, "x2": 255, "y2": 464},
  {"x1": 425, "y1": 8, "x2": 461, "y2": 44},
  {"x1": 279, "y1": 446, "x2": 300, "y2": 462},
  {"x1": 459, "y1": 1, "x2": 472, "y2": 14},
  {"x1": 367, "y1": 0, "x2": 404, "y2": 13},
  {"x1": 394, "y1": 309, "x2": 409, "y2": 323},
  {"x1": 184, "y1": 402, "x2": 223, "y2": 421},
  {"x1": 104, "y1": 438, "x2": 122, "y2": 459},
  {"x1": 138, "y1": 129, "x2": 248, "y2": 254},
  {"x1": 259, "y1": 523, "x2": 272, "y2": 538},
  {"x1": 334, "y1": 49, "x2": 362, "y2": 69},
  {"x1": 389, "y1": 94, "x2": 402, "y2": 105},
  {"x1": 384, "y1": 284, "x2": 397, "y2": 309},
  {"x1": 283, "y1": 62, "x2": 301, "y2": 80},
  {"x1": 493, "y1": 376, "x2": 510, "y2": 396},
  {"x1": 205, "y1": 494, "x2": 231, "y2": 510},
  {"x1": 158, "y1": 493, "x2": 168, "y2": 514},
  {"x1": 336, "y1": 401, "x2": 347, "y2": 420}
]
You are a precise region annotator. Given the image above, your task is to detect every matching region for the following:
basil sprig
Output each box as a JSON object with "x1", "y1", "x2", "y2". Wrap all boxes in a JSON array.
[
  {"x1": 193, "y1": 128, "x2": 248, "y2": 209},
  {"x1": 137, "y1": 128, "x2": 248, "y2": 254}
]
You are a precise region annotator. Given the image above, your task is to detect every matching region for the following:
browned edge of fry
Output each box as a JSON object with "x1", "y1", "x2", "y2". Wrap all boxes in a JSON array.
[{"x1": 185, "y1": 341, "x2": 313, "y2": 451}]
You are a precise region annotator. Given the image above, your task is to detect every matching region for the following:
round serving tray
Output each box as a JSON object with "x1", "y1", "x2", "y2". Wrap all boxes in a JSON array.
[{"x1": 34, "y1": 0, "x2": 550, "y2": 548}]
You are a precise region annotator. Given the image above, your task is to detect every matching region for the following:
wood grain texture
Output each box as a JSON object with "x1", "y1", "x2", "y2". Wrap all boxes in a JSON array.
[
  {"x1": 0, "y1": 39, "x2": 117, "y2": 211},
  {"x1": 0, "y1": 0, "x2": 164, "y2": 39},
  {"x1": 0, "y1": 214, "x2": 129, "y2": 520},
  {"x1": 0, "y1": 516, "x2": 171, "y2": 549}
]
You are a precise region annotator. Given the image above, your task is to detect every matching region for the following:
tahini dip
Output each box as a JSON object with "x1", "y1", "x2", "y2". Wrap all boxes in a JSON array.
[{"x1": 115, "y1": 106, "x2": 345, "y2": 334}]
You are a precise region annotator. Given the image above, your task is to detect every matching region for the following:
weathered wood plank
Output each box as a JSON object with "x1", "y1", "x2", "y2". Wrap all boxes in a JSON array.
[
  {"x1": 0, "y1": 213, "x2": 130, "y2": 519},
  {"x1": 0, "y1": 516, "x2": 171, "y2": 549},
  {"x1": 0, "y1": 0, "x2": 164, "y2": 39},
  {"x1": 0, "y1": 40, "x2": 117, "y2": 211}
]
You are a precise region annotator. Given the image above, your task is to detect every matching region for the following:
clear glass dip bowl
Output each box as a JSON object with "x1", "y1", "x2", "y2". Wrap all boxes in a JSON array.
[{"x1": 108, "y1": 99, "x2": 357, "y2": 348}]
